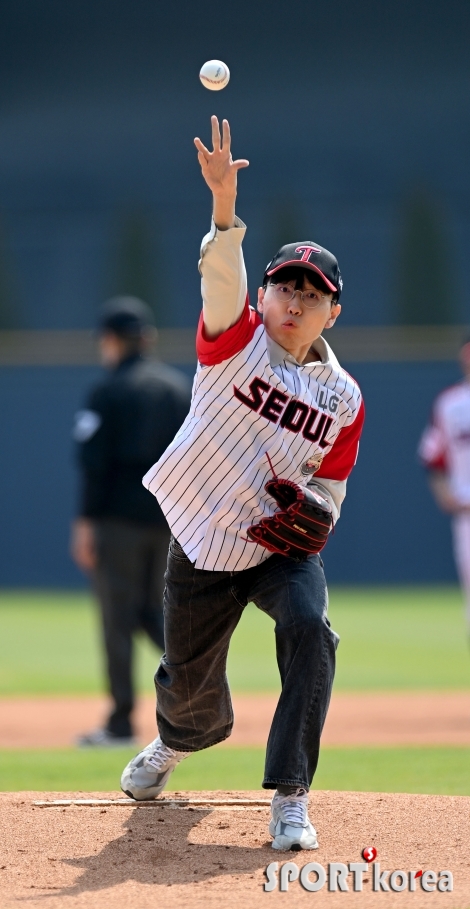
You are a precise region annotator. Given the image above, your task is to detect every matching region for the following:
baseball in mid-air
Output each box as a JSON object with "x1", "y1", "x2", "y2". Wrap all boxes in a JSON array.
[{"x1": 199, "y1": 60, "x2": 230, "y2": 91}]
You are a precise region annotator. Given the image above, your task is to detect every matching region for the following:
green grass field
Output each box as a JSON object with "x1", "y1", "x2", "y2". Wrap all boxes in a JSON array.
[
  {"x1": 0, "y1": 586, "x2": 468, "y2": 696},
  {"x1": 1, "y1": 586, "x2": 469, "y2": 794},
  {"x1": 1, "y1": 745, "x2": 469, "y2": 796}
]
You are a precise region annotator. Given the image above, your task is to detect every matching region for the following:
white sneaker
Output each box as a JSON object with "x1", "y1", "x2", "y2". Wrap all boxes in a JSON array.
[
  {"x1": 121, "y1": 735, "x2": 191, "y2": 801},
  {"x1": 269, "y1": 788, "x2": 319, "y2": 851}
]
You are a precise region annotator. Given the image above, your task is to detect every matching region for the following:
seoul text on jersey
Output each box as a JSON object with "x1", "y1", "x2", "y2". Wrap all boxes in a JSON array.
[{"x1": 233, "y1": 376, "x2": 336, "y2": 448}]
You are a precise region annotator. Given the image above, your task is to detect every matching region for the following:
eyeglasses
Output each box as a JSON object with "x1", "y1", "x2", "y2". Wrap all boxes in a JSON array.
[{"x1": 269, "y1": 282, "x2": 329, "y2": 309}]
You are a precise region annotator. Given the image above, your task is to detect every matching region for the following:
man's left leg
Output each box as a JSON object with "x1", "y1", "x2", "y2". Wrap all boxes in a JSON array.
[{"x1": 246, "y1": 552, "x2": 338, "y2": 849}]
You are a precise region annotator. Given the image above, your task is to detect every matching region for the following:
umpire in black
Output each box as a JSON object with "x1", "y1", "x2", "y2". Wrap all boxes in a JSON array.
[{"x1": 71, "y1": 297, "x2": 191, "y2": 746}]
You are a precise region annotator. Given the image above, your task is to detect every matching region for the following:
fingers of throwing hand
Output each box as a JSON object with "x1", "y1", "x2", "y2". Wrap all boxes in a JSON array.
[
  {"x1": 194, "y1": 137, "x2": 210, "y2": 161},
  {"x1": 221, "y1": 118, "x2": 231, "y2": 152},
  {"x1": 211, "y1": 114, "x2": 222, "y2": 152},
  {"x1": 196, "y1": 151, "x2": 209, "y2": 173},
  {"x1": 195, "y1": 116, "x2": 249, "y2": 183},
  {"x1": 232, "y1": 158, "x2": 250, "y2": 171}
]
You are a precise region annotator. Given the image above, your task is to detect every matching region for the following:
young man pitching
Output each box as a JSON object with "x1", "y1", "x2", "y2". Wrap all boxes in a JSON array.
[{"x1": 121, "y1": 116, "x2": 365, "y2": 851}]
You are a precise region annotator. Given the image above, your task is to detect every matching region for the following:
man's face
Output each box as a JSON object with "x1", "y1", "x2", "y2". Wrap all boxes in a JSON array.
[
  {"x1": 98, "y1": 331, "x2": 128, "y2": 367},
  {"x1": 257, "y1": 274, "x2": 341, "y2": 357}
]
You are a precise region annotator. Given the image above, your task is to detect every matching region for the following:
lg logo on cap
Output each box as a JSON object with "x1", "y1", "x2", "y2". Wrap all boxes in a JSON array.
[{"x1": 295, "y1": 245, "x2": 322, "y2": 261}]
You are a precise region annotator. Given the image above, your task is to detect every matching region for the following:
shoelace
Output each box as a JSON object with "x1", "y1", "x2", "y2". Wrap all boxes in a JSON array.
[
  {"x1": 277, "y1": 790, "x2": 308, "y2": 825},
  {"x1": 144, "y1": 741, "x2": 183, "y2": 772}
]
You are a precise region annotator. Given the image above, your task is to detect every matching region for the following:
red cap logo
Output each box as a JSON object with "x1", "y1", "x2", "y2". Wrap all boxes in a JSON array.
[{"x1": 295, "y1": 245, "x2": 322, "y2": 262}]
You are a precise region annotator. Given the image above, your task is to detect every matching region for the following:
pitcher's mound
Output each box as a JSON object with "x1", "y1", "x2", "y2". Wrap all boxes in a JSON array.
[{"x1": 1, "y1": 789, "x2": 469, "y2": 908}]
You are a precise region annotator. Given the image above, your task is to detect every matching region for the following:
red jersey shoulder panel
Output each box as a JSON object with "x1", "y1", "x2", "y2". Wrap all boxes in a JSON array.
[
  {"x1": 423, "y1": 452, "x2": 447, "y2": 472},
  {"x1": 315, "y1": 398, "x2": 365, "y2": 482},
  {"x1": 197, "y1": 298, "x2": 262, "y2": 366}
]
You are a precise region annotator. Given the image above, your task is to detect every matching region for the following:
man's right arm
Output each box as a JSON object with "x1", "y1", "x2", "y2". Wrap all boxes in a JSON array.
[
  {"x1": 199, "y1": 217, "x2": 248, "y2": 338},
  {"x1": 194, "y1": 116, "x2": 250, "y2": 340}
]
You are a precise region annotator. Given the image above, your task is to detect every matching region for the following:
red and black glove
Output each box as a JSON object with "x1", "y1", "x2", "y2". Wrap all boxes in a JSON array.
[{"x1": 247, "y1": 478, "x2": 333, "y2": 560}]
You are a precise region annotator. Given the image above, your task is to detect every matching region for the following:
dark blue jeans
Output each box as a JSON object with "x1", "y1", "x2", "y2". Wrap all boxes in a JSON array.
[{"x1": 155, "y1": 536, "x2": 339, "y2": 790}]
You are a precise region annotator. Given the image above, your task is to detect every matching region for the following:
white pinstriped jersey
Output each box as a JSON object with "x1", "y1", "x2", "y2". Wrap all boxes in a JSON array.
[
  {"x1": 418, "y1": 381, "x2": 470, "y2": 506},
  {"x1": 143, "y1": 301, "x2": 364, "y2": 572}
]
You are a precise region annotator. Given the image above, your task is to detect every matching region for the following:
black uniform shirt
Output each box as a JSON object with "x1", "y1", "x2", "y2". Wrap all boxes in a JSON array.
[{"x1": 74, "y1": 354, "x2": 191, "y2": 526}]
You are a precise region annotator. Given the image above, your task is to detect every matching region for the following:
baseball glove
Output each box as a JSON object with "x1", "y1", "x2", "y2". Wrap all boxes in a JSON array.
[{"x1": 247, "y1": 478, "x2": 333, "y2": 560}]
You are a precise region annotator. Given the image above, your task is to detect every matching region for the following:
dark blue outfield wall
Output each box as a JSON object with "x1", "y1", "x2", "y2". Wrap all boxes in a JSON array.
[{"x1": 0, "y1": 360, "x2": 461, "y2": 587}]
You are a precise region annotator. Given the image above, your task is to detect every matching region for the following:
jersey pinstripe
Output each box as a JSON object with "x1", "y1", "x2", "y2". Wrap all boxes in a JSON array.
[{"x1": 143, "y1": 308, "x2": 363, "y2": 572}]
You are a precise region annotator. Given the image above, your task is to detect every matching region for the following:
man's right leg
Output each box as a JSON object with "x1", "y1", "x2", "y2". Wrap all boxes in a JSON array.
[{"x1": 121, "y1": 536, "x2": 245, "y2": 799}]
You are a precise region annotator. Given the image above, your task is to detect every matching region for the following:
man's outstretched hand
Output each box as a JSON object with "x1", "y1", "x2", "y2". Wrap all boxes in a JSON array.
[{"x1": 194, "y1": 116, "x2": 249, "y2": 229}]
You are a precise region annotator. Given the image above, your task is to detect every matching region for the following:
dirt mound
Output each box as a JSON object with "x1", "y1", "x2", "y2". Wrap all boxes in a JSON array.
[{"x1": 1, "y1": 790, "x2": 469, "y2": 908}]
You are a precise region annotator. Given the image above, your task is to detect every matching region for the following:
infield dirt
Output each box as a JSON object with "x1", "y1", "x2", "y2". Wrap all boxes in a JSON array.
[
  {"x1": 1, "y1": 789, "x2": 469, "y2": 909},
  {"x1": 2, "y1": 691, "x2": 470, "y2": 748}
]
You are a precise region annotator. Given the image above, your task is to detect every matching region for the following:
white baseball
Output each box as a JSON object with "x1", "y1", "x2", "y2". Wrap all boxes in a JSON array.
[{"x1": 199, "y1": 60, "x2": 230, "y2": 91}]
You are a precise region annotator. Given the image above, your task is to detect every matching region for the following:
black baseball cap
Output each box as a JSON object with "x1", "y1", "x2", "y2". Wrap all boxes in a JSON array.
[
  {"x1": 264, "y1": 242, "x2": 343, "y2": 299},
  {"x1": 98, "y1": 296, "x2": 155, "y2": 338}
]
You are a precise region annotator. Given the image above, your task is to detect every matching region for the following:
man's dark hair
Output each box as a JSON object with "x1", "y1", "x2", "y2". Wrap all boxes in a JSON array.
[
  {"x1": 264, "y1": 266, "x2": 338, "y2": 303},
  {"x1": 98, "y1": 296, "x2": 154, "y2": 338},
  {"x1": 98, "y1": 296, "x2": 155, "y2": 358}
]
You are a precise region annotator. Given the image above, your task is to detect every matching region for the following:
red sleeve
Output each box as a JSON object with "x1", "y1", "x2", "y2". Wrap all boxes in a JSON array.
[
  {"x1": 196, "y1": 298, "x2": 262, "y2": 366},
  {"x1": 315, "y1": 399, "x2": 365, "y2": 481},
  {"x1": 425, "y1": 452, "x2": 447, "y2": 472},
  {"x1": 417, "y1": 407, "x2": 448, "y2": 472}
]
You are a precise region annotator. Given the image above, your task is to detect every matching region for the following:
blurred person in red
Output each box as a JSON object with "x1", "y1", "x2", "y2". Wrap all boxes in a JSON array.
[
  {"x1": 71, "y1": 297, "x2": 191, "y2": 746},
  {"x1": 418, "y1": 339, "x2": 470, "y2": 634}
]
